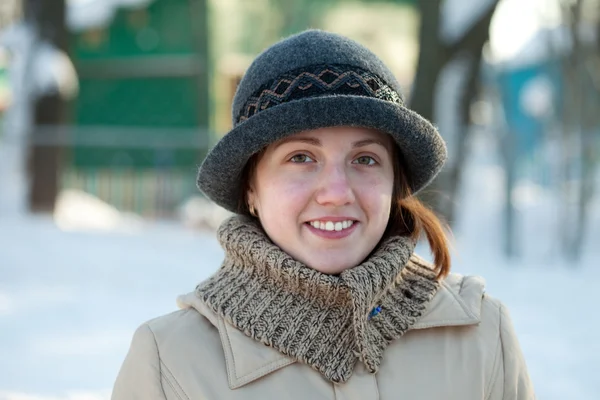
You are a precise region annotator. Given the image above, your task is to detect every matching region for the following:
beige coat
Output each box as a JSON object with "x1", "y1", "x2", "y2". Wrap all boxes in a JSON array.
[{"x1": 112, "y1": 273, "x2": 535, "y2": 399}]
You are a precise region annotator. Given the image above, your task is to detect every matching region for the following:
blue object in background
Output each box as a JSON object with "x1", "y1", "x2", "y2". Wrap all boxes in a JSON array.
[{"x1": 496, "y1": 60, "x2": 563, "y2": 158}]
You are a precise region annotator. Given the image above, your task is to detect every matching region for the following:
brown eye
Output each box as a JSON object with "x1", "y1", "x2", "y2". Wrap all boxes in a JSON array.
[{"x1": 353, "y1": 156, "x2": 376, "y2": 165}]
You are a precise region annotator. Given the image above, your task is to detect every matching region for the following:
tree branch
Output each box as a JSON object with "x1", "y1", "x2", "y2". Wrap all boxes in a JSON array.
[{"x1": 444, "y1": 0, "x2": 500, "y2": 61}]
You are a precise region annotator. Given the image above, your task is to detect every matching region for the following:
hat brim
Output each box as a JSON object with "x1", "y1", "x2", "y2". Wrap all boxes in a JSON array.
[{"x1": 197, "y1": 95, "x2": 447, "y2": 213}]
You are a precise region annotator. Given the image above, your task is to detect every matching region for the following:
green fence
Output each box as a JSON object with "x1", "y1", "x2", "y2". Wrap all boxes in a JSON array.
[{"x1": 65, "y1": 0, "x2": 210, "y2": 216}]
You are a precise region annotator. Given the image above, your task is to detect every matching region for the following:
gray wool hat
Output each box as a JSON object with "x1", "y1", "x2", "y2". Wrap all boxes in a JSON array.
[{"x1": 197, "y1": 30, "x2": 447, "y2": 213}]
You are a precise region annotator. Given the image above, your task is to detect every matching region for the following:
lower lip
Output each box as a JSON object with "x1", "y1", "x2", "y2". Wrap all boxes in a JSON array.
[{"x1": 305, "y1": 222, "x2": 358, "y2": 239}]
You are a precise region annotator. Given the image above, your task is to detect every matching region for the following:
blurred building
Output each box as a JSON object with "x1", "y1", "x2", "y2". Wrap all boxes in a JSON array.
[
  {"x1": 65, "y1": 0, "x2": 210, "y2": 217},
  {"x1": 0, "y1": 0, "x2": 211, "y2": 218}
]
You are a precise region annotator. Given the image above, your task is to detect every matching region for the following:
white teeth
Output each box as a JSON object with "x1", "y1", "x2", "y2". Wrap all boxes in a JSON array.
[{"x1": 309, "y1": 220, "x2": 355, "y2": 232}]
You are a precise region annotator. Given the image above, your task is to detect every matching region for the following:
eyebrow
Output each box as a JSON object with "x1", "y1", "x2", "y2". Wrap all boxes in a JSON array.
[
  {"x1": 274, "y1": 136, "x2": 389, "y2": 150},
  {"x1": 274, "y1": 137, "x2": 321, "y2": 148},
  {"x1": 351, "y1": 139, "x2": 388, "y2": 149}
]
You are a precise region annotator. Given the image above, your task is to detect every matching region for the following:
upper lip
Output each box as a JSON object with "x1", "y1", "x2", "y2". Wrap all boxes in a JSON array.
[{"x1": 306, "y1": 216, "x2": 358, "y2": 223}]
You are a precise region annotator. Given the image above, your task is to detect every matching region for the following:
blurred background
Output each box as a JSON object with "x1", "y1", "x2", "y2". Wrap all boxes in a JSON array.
[{"x1": 0, "y1": 0, "x2": 598, "y2": 399}]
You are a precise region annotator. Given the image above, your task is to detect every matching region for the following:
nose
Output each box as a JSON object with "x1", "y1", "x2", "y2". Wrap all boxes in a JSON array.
[{"x1": 314, "y1": 163, "x2": 356, "y2": 206}]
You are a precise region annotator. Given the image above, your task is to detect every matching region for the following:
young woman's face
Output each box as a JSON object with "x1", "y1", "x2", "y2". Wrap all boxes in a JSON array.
[{"x1": 247, "y1": 126, "x2": 395, "y2": 274}]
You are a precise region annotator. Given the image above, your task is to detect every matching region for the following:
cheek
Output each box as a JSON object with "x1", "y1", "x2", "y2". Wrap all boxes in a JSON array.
[
  {"x1": 354, "y1": 175, "x2": 394, "y2": 212},
  {"x1": 257, "y1": 174, "x2": 312, "y2": 212}
]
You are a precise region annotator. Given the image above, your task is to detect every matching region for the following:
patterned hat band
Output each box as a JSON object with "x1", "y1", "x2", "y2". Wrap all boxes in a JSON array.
[{"x1": 236, "y1": 64, "x2": 404, "y2": 124}]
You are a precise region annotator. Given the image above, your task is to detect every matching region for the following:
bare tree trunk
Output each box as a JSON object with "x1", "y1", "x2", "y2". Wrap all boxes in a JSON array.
[
  {"x1": 559, "y1": 0, "x2": 584, "y2": 260},
  {"x1": 410, "y1": 0, "x2": 444, "y2": 123},
  {"x1": 573, "y1": 0, "x2": 600, "y2": 260},
  {"x1": 411, "y1": 0, "x2": 499, "y2": 224},
  {"x1": 25, "y1": 0, "x2": 67, "y2": 212},
  {"x1": 444, "y1": 50, "x2": 485, "y2": 225},
  {"x1": 502, "y1": 130, "x2": 518, "y2": 257}
]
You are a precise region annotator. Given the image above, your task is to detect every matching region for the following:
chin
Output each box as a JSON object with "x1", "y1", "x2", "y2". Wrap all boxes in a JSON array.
[{"x1": 306, "y1": 257, "x2": 359, "y2": 275}]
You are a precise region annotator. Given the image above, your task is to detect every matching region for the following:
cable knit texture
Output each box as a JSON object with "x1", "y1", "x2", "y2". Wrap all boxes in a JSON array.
[{"x1": 196, "y1": 216, "x2": 440, "y2": 383}]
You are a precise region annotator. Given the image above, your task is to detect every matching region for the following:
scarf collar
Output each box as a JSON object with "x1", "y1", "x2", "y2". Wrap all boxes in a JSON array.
[{"x1": 196, "y1": 216, "x2": 440, "y2": 383}]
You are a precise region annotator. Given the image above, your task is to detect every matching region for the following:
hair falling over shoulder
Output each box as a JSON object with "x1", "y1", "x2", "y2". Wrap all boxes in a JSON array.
[{"x1": 387, "y1": 148, "x2": 451, "y2": 280}]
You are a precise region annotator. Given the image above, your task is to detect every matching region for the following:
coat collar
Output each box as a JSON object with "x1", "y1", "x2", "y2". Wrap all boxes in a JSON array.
[
  {"x1": 412, "y1": 273, "x2": 484, "y2": 329},
  {"x1": 177, "y1": 292, "x2": 295, "y2": 389},
  {"x1": 177, "y1": 273, "x2": 485, "y2": 389}
]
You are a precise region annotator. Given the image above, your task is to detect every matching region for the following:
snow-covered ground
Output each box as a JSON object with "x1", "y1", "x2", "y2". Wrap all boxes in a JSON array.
[
  {"x1": 451, "y1": 135, "x2": 600, "y2": 400},
  {"x1": 1, "y1": 133, "x2": 599, "y2": 400}
]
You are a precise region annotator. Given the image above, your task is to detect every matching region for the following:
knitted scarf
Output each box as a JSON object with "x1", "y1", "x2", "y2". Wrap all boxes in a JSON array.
[{"x1": 196, "y1": 216, "x2": 440, "y2": 383}]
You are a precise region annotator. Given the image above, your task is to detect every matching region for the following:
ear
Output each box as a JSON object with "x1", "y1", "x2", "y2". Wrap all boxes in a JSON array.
[{"x1": 246, "y1": 184, "x2": 257, "y2": 208}]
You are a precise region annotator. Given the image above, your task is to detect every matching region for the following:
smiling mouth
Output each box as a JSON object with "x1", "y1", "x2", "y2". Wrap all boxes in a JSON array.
[{"x1": 307, "y1": 220, "x2": 356, "y2": 232}]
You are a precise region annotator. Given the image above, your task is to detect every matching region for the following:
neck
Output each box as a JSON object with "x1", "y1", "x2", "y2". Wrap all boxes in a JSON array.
[{"x1": 196, "y1": 215, "x2": 439, "y2": 382}]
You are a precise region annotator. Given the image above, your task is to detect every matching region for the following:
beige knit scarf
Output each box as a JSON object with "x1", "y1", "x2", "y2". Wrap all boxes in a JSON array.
[{"x1": 196, "y1": 216, "x2": 440, "y2": 383}]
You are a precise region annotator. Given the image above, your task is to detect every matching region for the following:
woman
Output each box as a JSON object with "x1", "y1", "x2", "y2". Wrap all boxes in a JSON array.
[{"x1": 112, "y1": 30, "x2": 535, "y2": 399}]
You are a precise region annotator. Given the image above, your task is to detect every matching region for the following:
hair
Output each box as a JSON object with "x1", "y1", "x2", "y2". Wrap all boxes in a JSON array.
[
  {"x1": 238, "y1": 143, "x2": 451, "y2": 280},
  {"x1": 386, "y1": 146, "x2": 451, "y2": 279}
]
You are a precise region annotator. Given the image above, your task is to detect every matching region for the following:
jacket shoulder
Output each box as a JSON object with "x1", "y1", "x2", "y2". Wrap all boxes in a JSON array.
[
  {"x1": 410, "y1": 255, "x2": 487, "y2": 323},
  {"x1": 476, "y1": 293, "x2": 535, "y2": 399},
  {"x1": 141, "y1": 307, "x2": 226, "y2": 383},
  {"x1": 442, "y1": 273, "x2": 486, "y2": 303},
  {"x1": 444, "y1": 272, "x2": 505, "y2": 333},
  {"x1": 143, "y1": 307, "x2": 218, "y2": 346},
  {"x1": 412, "y1": 271, "x2": 486, "y2": 329},
  {"x1": 113, "y1": 307, "x2": 226, "y2": 399}
]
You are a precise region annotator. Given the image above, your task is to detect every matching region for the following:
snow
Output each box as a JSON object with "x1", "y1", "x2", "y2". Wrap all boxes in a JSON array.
[
  {"x1": 488, "y1": 0, "x2": 598, "y2": 68},
  {"x1": 450, "y1": 133, "x2": 600, "y2": 400},
  {"x1": 66, "y1": 0, "x2": 156, "y2": 32},
  {"x1": 0, "y1": 215, "x2": 222, "y2": 399},
  {"x1": 488, "y1": 0, "x2": 562, "y2": 65},
  {"x1": 1, "y1": 132, "x2": 599, "y2": 400},
  {"x1": 53, "y1": 190, "x2": 145, "y2": 233}
]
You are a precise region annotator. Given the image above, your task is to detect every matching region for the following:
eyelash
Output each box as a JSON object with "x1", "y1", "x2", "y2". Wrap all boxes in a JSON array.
[
  {"x1": 289, "y1": 153, "x2": 315, "y2": 163},
  {"x1": 288, "y1": 153, "x2": 378, "y2": 166},
  {"x1": 352, "y1": 156, "x2": 377, "y2": 166}
]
